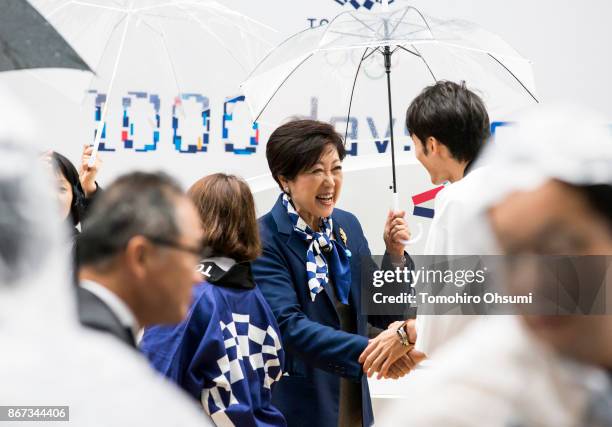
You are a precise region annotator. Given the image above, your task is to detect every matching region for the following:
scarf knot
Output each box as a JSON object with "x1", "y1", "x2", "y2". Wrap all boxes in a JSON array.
[{"x1": 282, "y1": 193, "x2": 350, "y2": 304}]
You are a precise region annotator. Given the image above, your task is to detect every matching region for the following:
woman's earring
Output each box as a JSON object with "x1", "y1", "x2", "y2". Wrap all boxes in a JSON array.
[{"x1": 284, "y1": 186, "x2": 289, "y2": 193}]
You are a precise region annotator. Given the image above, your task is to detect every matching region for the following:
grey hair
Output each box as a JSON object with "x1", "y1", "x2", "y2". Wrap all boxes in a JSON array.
[{"x1": 77, "y1": 172, "x2": 185, "y2": 267}]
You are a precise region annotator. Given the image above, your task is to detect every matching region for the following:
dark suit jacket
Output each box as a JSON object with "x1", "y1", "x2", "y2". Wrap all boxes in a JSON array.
[
  {"x1": 77, "y1": 286, "x2": 137, "y2": 348},
  {"x1": 252, "y1": 195, "x2": 409, "y2": 427}
]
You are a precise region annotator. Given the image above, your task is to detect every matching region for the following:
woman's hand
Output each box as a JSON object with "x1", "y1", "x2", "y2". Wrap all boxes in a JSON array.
[
  {"x1": 383, "y1": 210, "x2": 410, "y2": 257},
  {"x1": 385, "y1": 350, "x2": 427, "y2": 379},
  {"x1": 358, "y1": 320, "x2": 425, "y2": 379},
  {"x1": 79, "y1": 144, "x2": 102, "y2": 197}
]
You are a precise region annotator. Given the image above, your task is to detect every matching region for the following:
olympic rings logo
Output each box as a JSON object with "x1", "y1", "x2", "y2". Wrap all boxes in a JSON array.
[{"x1": 334, "y1": 0, "x2": 395, "y2": 10}]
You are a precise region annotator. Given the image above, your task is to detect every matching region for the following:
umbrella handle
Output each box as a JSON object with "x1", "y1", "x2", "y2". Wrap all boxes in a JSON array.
[
  {"x1": 88, "y1": 119, "x2": 104, "y2": 168},
  {"x1": 392, "y1": 191, "x2": 423, "y2": 245}
]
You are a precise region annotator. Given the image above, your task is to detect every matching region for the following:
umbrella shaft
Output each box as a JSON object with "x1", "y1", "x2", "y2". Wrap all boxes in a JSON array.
[{"x1": 383, "y1": 46, "x2": 397, "y2": 193}]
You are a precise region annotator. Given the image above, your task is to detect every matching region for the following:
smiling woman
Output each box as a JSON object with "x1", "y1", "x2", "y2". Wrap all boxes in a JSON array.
[{"x1": 252, "y1": 119, "x2": 425, "y2": 427}]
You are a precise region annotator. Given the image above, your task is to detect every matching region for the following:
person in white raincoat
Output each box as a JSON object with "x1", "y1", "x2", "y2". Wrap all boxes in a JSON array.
[
  {"x1": 406, "y1": 81, "x2": 493, "y2": 356},
  {"x1": 0, "y1": 87, "x2": 213, "y2": 427},
  {"x1": 376, "y1": 103, "x2": 612, "y2": 427}
]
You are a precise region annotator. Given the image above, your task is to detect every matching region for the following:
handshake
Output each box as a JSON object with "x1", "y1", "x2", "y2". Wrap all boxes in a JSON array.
[{"x1": 358, "y1": 320, "x2": 426, "y2": 380}]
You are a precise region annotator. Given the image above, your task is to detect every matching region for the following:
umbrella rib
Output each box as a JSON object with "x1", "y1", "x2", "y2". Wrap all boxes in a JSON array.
[
  {"x1": 395, "y1": 44, "x2": 419, "y2": 57},
  {"x1": 382, "y1": 25, "x2": 435, "y2": 43},
  {"x1": 487, "y1": 53, "x2": 539, "y2": 103},
  {"x1": 253, "y1": 53, "x2": 314, "y2": 122},
  {"x1": 45, "y1": 0, "x2": 127, "y2": 19},
  {"x1": 326, "y1": 30, "x2": 378, "y2": 40},
  {"x1": 403, "y1": 6, "x2": 434, "y2": 37},
  {"x1": 247, "y1": 9, "x2": 363, "y2": 79},
  {"x1": 387, "y1": 7, "x2": 410, "y2": 38},
  {"x1": 344, "y1": 47, "x2": 370, "y2": 142},
  {"x1": 182, "y1": 2, "x2": 275, "y2": 49},
  {"x1": 244, "y1": 26, "x2": 314, "y2": 79},
  {"x1": 140, "y1": 19, "x2": 184, "y2": 98},
  {"x1": 81, "y1": 13, "x2": 129, "y2": 92},
  {"x1": 374, "y1": 20, "x2": 387, "y2": 39},
  {"x1": 170, "y1": 1, "x2": 248, "y2": 72},
  {"x1": 349, "y1": 13, "x2": 378, "y2": 35},
  {"x1": 408, "y1": 44, "x2": 437, "y2": 82},
  {"x1": 68, "y1": 1, "x2": 128, "y2": 12},
  {"x1": 45, "y1": 1, "x2": 78, "y2": 19},
  {"x1": 133, "y1": 0, "x2": 278, "y2": 34},
  {"x1": 363, "y1": 47, "x2": 381, "y2": 61}
]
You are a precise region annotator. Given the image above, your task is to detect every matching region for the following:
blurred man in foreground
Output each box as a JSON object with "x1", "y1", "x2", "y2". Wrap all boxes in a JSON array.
[
  {"x1": 377, "y1": 104, "x2": 612, "y2": 426},
  {"x1": 0, "y1": 141, "x2": 212, "y2": 426},
  {"x1": 77, "y1": 172, "x2": 204, "y2": 347}
]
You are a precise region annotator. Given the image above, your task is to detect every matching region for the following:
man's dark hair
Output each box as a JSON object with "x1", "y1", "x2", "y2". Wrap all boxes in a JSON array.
[
  {"x1": 77, "y1": 172, "x2": 184, "y2": 267},
  {"x1": 52, "y1": 152, "x2": 86, "y2": 226},
  {"x1": 406, "y1": 81, "x2": 490, "y2": 162},
  {"x1": 266, "y1": 119, "x2": 346, "y2": 190}
]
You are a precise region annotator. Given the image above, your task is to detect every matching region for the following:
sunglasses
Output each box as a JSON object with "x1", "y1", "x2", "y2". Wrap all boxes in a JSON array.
[{"x1": 146, "y1": 236, "x2": 209, "y2": 258}]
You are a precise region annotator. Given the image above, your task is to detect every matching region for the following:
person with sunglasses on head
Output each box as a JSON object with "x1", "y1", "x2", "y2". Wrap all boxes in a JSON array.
[
  {"x1": 141, "y1": 174, "x2": 286, "y2": 427},
  {"x1": 76, "y1": 171, "x2": 204, "y2": 348}
]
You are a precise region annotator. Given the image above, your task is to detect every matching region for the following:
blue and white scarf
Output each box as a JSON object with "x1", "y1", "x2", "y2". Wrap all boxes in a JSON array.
[{"x1": 282, "y1": 193, "x2": 351, "y2": 304}]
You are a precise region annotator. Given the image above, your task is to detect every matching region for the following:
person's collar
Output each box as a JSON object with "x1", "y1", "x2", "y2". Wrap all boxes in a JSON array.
[
  {"x1": 199, "y1": 257, "x2": 254, "y2": 290},
  {"x1": 203, "y1": 256, "x2": 235, "y2": 271},
  {"x1": 80, "y1": 279, "x2": 140, "y2": 342},
  {"x1": 271, "y1": 193, "x2": 294, "y2": 235}
]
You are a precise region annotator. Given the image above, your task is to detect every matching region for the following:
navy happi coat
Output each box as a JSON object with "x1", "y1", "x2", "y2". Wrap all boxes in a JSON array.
[{"x1": 141, "y1": 259, "x2": 286, "y2": 427}]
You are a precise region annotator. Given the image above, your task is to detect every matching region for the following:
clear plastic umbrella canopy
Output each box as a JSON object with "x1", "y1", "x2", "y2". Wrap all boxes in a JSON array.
[
  {"x1": 242, "y1": 5, "x2": 538, "y2": 127},
  {"x1": 241, "y1": 5, "x2": 538, "y2": 202},
  {"x1": 29, "y1": 0, "x2": 276, "y2": 161}
]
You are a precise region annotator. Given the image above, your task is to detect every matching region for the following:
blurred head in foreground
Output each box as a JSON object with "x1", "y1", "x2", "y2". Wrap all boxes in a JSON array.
[
  {"x1": 78, "y1": 172, "x2": 204, "y2": 326},
  {"x1": 0, "y1": 90, "x2": 214, "y2": 426},
  {"x1": 482, "y1": 104, "x2": 612, "y2": 368},
  {"x1": 0, "y1": 141, "x2": 69, "y2": 320}
]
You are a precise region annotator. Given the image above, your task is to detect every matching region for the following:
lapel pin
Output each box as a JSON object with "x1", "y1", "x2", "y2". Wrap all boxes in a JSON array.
[{"x1": 339, "y1": 227, "x2": 348, "y2": 246}]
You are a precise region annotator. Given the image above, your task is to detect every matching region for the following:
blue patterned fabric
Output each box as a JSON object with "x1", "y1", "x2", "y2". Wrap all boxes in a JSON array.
[
  {"x1": 140, "y1": 264, "x2": 286, "y2": 427},
  {"x1": 281, "y1": 192, "x2": 351, "y2": 304}
]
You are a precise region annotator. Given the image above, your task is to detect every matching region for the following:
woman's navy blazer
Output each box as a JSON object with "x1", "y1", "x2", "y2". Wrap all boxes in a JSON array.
[{"x1": 252, "y1": 195, "x2": 403, "y2": 427}]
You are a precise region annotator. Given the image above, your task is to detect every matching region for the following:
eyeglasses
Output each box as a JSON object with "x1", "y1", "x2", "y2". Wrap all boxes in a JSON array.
[{"x1": 146, "y1": 236, "x2": 207, "y2": 258}]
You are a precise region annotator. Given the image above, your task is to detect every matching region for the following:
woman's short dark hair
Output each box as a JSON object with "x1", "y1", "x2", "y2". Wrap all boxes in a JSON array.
[
  {"x1": 188, "y1": 173, "x2": 261, "y2": 263},
  {"x1": 266, "y1": 119, "x2": 346, "y2": 189},
  {"x1": 406, "y1": 81, "x2": 490, "y2": 163},
  {"x1": 52, "y1": 152, "x2": 85, "y2": 226}
]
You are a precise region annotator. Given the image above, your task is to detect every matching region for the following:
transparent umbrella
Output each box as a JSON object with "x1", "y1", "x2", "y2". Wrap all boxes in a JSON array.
[
  {"x1": 30, "y1": 0, "x2": 276, "y2": 165},
  {"x1": 241, "y1": 3, "x2": 538, "y2": 208}
]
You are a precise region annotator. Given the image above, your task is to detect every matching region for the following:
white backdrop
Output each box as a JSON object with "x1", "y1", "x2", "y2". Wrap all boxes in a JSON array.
[{"x1": 3, "y1": 0, "x2": 611, "y2": 255}]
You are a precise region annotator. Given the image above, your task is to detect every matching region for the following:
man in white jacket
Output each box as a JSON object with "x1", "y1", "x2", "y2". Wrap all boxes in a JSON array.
[
  {"x1": 377, "y1": 104, "x2": 612, "y2": 426},
  {"x1": 405, "y1": 81, "x2": 492, "y2": 356}
]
